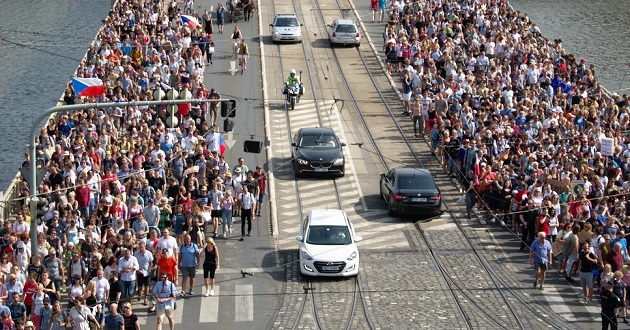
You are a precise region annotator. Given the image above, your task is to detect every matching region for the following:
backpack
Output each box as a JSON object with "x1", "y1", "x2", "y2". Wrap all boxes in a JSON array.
[{"x1": 562, "y1": 233, "x2": 576, "y2": 256}]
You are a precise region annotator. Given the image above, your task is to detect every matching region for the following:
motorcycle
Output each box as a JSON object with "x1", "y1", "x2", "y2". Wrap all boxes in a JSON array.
[
  {"x1": 286, "y1": 84, "x2": 301, "y2": 110},
  {"x1": 284, "y1": 71, "x2": 303, "y2": 110}
]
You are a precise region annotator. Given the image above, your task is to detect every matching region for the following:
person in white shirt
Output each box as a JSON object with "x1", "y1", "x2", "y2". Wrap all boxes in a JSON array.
[
  {"x1": 91, "y1": 269, "x2": 110, "y2": 324},
  {"x1": 133, "y1": 241, "x2": 154, "y2": 305},
  {"x1": 238, "y1": 186, "x2": 257, "y2": 241},
  {"x1": 156, "y1": 229, "x2": 178, "y2": 261},
  {"x1": 205, "y1": 126, "x2": 222, "y2": 154},
  {"x1": 209, "y1": 183, "x2": 224, "y2": 238},
  {"x1": 117, "y1": 249, "x2": 139, "y2": 305}
]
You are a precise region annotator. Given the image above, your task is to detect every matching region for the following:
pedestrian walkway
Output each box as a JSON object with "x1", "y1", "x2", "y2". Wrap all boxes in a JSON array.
[{"x1": 133, "y1": 281, "x2": 254, "y2": 326}]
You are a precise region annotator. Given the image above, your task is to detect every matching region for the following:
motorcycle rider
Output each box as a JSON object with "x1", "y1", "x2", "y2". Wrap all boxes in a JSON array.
[{"x1": 284, "y1": 69, "x2": 303, "y2": 102}]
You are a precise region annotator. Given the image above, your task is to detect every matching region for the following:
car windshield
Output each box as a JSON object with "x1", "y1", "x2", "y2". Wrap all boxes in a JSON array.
[
  {"x1": 397, "y1": 175, "x2": 434, "y2": 189},
  {"x1": 298, "y1": 134, "x2": 339, "y2": 148},
  {"x1": 306, "y1": 225, "x2": 352, "y2": 245},
  {"x1": 275, "y1": 17, "x2": 299, "y2": 27},
  {"x1": 336, "y1": 24, "x2": 357, "y2": 33}
]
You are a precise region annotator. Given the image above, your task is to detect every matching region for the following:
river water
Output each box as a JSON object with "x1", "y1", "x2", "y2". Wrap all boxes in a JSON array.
[
  {"x1": 510, "y1": 0, "x2": 630, "y2": 93},
  {"x1": 0, "y1": 0, "x2": 111, "y2": 191},
  {"x1": 0, "y1": 0, "x2": 627, "y2": 191}
]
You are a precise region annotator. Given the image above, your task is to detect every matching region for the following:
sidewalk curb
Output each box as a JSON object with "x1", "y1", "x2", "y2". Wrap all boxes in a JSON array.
[{"x1": 257, "y1": 3, "x2": 279, "y2": 237}]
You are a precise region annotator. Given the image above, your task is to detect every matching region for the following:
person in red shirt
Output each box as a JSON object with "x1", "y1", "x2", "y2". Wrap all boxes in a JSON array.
[
  {"x1": 23, "y1": 273, "x2": 38, "y2": 318},
  {"x1": 101, "y1": 168, "x2": 118, "y2": 192},
  {"x1": 254, "y1": 166, "x2": 267, "y2": 216},
  {"x1": 75, "y1": 179, "x2": 91, "y2": 220},
  {"x1": 537, "y1": 208, "x2": 551, "y2": 237},
  {"x1": 156, "y1": 249, "x2": 178, "y2": 285},
  {"x1": 607, "y1": 242, "x2": 625, "y2": 273}
]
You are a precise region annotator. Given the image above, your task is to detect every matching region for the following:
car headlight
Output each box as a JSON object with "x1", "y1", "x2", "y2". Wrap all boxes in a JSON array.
[
  {"x1": 273, "y1": 31, "x2": 280, "y2": 36},
  {"x1": 332, "y1": 158, "x2": 344, "y2": 166},
  {"x1": 301, "y1": 250, "x2": 313, "y2": 261},
  {"x1": 297, "y1": 159, "x2": 308, "y2": 165},
  {"x1": 346, "y1": 251, "x2": 357, "y2": 261}
]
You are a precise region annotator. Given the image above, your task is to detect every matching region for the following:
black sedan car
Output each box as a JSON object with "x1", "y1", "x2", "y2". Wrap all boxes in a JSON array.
[
  {"x1": 292, "y1": 127, "x2": 346, "y2": 177},
  {"x1": 380, "y1": 167, "x2": 442, "y2": 216}
]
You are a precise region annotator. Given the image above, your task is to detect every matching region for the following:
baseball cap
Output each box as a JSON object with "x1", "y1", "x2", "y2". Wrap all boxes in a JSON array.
[{"x1": 148, "y1": 198, "x2": 154, "y2": 204}]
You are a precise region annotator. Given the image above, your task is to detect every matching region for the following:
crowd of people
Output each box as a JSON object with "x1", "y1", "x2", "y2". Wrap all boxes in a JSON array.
[
  {"x1": 384, "y1": 0, "x2": 630, "y2": 327},
  {"x1": 3, "y1": 0, "x2": 268, "y2": 329}
]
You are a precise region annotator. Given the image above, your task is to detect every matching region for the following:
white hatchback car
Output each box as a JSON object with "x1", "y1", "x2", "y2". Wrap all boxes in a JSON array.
[
  {"x1": 328, "y1": 19, "x2": 361, "y2": 47},
  {"x1": 270, "y1": 13, "x2": 303, "y2": 43},
  {"x1": 296, "y1": 209, "x2": 362, "y2": 277}
]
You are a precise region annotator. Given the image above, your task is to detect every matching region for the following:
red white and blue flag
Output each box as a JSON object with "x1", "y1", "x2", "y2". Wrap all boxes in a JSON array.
[
  {"x1": 180, "y1": 15, "x2": 200, "y2": 28},
  {"x1": 71, "y1": 77, "x2": 105, "y2": 97},
  {"x1": 219, "y1": 134, "x2": 226, "y2": 155}
]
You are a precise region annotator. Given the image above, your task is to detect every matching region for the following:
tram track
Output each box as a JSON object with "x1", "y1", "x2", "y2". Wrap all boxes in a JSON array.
[
  {"x1": 299, "y1": 0, "x2": 576, "y2": 328},
  {"x1": 264, "y1": 0, "x2": 574, "y2": 328},
  {"x1": 269, "y1": 0, "x2": 359, "y2": 328}
]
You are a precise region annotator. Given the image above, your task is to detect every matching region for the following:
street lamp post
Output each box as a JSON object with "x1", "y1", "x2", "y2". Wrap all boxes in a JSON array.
[{"x1": 27, "y1": 98, "x2": 229, "y2": 256}]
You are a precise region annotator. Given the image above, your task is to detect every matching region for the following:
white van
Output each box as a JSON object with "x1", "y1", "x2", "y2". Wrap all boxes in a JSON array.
[{"x1": 296, "y1": 209, "x2": 362, "y2": 277}]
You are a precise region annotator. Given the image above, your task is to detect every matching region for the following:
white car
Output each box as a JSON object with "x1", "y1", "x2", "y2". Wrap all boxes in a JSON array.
[
  {"x1": 296, "y1": 209, "x2": 362, "y2": 277},
  {"x1": 328, "y1": 19, "x2": 360, "y2": 47},
  {"x1": 270, "y1": 13, "x2": 303, "y2": 43}
]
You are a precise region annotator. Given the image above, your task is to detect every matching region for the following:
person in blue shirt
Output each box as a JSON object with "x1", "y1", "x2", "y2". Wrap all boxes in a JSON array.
[
  {"x1": 153, "y1": 272, "x2": 177, "y2": 330},
  {"x1": 376, "y1": 0, "x2": 387, "y2": 22},
  {"x1": 160, "y1": 136, "x2": 174, "y2": 159},
  {"x1": 178, "y1": 235, "x2": 201, "y2": 297},
  {"x1": 529, "y1": 232, "x2": 553, "y2": 290}
]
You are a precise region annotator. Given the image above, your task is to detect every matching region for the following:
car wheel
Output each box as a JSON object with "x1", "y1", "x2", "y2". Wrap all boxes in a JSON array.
[
  {"x1": 355, "y1": 43, "x2": 360, "y2": 48},
  {"x1": 379, "y1": 184, "x2": 385, "y2": 200},
  {"x1": 293, "y1": 161, "x2": 300, "y2": 178},
  {"x1": 387, "y1": 197, "x2": 395, "y2": 216}
]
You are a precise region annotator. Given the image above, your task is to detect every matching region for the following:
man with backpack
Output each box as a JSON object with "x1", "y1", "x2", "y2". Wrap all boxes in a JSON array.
[
  {"x1": 178, "y1": 235, "x2": 200, "y2": 297},
  {"x1": 153, "y1": 271, "x2": 177, "y2": 330}
]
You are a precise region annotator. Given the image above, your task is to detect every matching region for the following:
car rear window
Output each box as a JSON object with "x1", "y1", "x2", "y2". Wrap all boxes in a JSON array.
[
  {"x1": 306, "y1": 226, "x2": 352, "y2": 245},
  {"x1": 336, "y1": 24, "x2": 357, "y2": 33},
  {"x1": 397, "y1": 175, "x2": 434, "y2": 189}
]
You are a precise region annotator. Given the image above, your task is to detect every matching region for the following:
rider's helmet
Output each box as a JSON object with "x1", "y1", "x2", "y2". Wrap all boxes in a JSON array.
[{"x1": 290, "y1": 69, "x2": 296, "y2": 76}]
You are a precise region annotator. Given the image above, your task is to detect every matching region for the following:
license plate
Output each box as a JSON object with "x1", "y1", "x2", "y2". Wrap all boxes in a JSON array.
[
  {"x1": 411, "y1": 198, "x2": 427, "y2": 202},
  {"x1": 321, "y1": 266, "x2": 337, "y2": 271},
  {"x1": 282, "y1": 36, "x2": 292, "y2": 40},
  {"x1": 314, "y1": 168, "x2": 328, "y2": 172}
]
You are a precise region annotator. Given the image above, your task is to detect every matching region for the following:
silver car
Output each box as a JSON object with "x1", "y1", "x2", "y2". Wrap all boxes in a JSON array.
[
  {"x1": 328, "y1": 19, "x2": 360, "y2": 47},
  {"x1": 270, "y1": 13, "x2": 303, "y2": 43}
]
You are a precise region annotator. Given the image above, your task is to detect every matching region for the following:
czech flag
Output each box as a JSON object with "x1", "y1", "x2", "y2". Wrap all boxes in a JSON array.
[
  {"x1": 71, "y1": 77, "x2": 105, "y2": 97},
  {"x1": 219, "y1": 134, "x2": 226, "y2": 155},
  {"x1": 181, "y1": 15, "x2": 201, "y2": 28}
]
